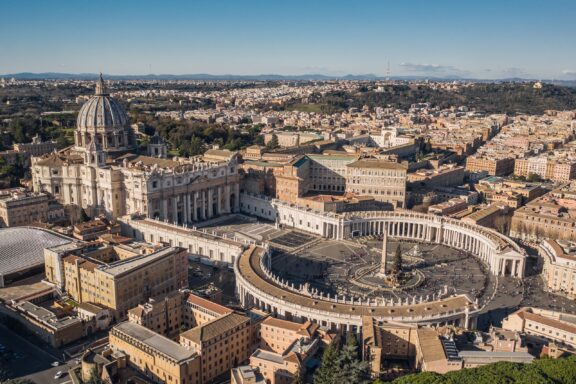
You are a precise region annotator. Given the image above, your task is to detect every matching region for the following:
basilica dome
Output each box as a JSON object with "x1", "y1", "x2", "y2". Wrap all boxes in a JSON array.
[{"x1": 74, "y1": 74, "x2": 135, "y2": 152}]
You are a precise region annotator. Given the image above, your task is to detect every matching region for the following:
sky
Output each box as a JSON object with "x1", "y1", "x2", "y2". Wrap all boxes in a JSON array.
[{"x1": 1, "y1": 0, "x2": 575, "y2": 79}]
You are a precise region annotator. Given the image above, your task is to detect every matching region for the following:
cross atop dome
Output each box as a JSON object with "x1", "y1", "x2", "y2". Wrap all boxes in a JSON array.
[{"x1": 95, "y1": 72, "x2": 108, "y2": 96}]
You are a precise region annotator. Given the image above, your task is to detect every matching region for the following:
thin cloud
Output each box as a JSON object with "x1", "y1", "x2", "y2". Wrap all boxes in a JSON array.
[
  {"x1": 500, "y1": 67, "x2": 527, "y2": 77},
  {"x1": 562, "y1": 70, "x2": 576, "y2": 77},
  {"x1": 399, "y1": 62, "x2": 462, "y2": 73}
]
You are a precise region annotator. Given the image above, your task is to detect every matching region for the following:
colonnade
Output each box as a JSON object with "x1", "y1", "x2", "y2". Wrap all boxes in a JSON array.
[
  {"x1": 149, "y1": 183, "x2": 240, "y2": 225},
  {"x1": 331, "y1": 210, "x2": 527, "y2": 278},
  {"x1": 234, "y1": 246, "x2": 476, "y2": 333}
]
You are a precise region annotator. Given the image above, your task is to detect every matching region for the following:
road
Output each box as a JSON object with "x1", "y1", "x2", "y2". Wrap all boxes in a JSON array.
[{"x1": 0, "y1": 323, "x2": 76, "y2": 384}]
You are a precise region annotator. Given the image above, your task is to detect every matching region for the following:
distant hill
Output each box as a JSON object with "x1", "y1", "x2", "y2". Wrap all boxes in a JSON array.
[{"x1": 3, "y1": 72, "x2": 575, "y2": 86}]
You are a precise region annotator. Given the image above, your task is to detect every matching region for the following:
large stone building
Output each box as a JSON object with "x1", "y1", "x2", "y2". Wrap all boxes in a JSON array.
[
  {"x1": 180, "y1": 312, "x2": 252, "y2": 383},
  {"x1": 109, "y1": 321, "x2": 201, "y2": 384},
  {"x1": 345, "y1": 159, "x2": 407, "y2": 207},
  {"x1": 262, "y1": 153, "x2": 407, "y2": 208},
  {"x1": 510, "y1": 186, "x2": 576, "y2": 242},
  {"x1": 514, "y1": 156, "x2": 576, "y2": 182},
  {"x1": 0, "y1": 188, "x2": 50, "y2": 227},
  {"x1": 31, "y1": 75, "x2": 240, "y2": 221},
  {"x1": 539, "y1": 239, "x2": 576, "y2": 299},
  {"x1": 502, "y1": 307, "x2": 576, "y2": 350},
  {"x1": 44, "y1": 240, "x2": 188, "y2": 319},
  {"x1": 465, "y1": 156, "x2": 515, "y2": 176}
]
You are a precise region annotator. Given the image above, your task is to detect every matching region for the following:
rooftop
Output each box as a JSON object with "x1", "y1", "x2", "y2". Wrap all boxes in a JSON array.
[
  {"x1": 112, "y1": 322, "x2": 197, "y2": 363},
  {"x1": 180, "y1": 312, "x2": 249, "y2": 344},
  {"x1": 0, "y1": 227, "x2": 73, "y2": 276},
  {"x1": 347, "y1": 159, "x2": 407, "y2": 170},
  {"x1": 99, "y1": 247, "x2": 180, "y2": 277},
  {"x1": 187, "y1": 293, "x2": 233, "y2": 316}
]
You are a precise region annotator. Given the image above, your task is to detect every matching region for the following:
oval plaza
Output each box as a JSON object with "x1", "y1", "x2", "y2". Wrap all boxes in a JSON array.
[{"x1": 234, "y1": 195, "x2": 527, "y2": 333}]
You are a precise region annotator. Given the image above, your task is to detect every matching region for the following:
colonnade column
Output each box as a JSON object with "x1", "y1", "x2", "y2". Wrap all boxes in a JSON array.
[
  {"x1": 172, "y1": 196, "x2": 178, "y2": 223},
  {"x1": 225, "y1": 185, "x2": 231, "y2": 213},
  {"x1": 207, "y1": 189, "x2": 214, "y2": 218},
  {"x1": 192, "y1": 192, "x2": 198, "y2": 221},
  {"x1": 217, "y1": 186, "x2": 223, "y2": 215}
]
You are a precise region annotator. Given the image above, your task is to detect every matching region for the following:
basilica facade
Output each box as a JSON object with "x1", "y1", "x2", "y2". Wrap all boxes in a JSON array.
[{"x1": 31, "y1": 75, "x2": 240, "y2": 222}]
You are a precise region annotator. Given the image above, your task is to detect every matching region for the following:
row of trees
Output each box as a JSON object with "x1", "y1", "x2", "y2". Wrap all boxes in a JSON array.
[
  {"x1": 283, "y1": 83, "x2": 576, "y2": 116},
  {"x1": 391, "y1": 355, "x2": 576, "y2": 384},
  {"x1": 132, "y1": 113, "x2": 264, "y2": 156},
  {"x1": 1, "y1": 116, "x2": 73, "y2": 150}
]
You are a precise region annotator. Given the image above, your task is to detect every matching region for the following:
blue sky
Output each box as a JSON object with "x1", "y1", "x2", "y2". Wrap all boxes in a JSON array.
[{"x1": 1, "y1": 0, "x2": 575, "y2": 79}]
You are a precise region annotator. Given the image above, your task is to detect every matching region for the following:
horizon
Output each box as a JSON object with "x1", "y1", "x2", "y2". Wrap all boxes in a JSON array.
[
  {"x1": 1, "y1": 71, "x2": 571, "y2": 82},
  {"x1": 1, "y1": 0, "x2": 576, "y2": 80}
]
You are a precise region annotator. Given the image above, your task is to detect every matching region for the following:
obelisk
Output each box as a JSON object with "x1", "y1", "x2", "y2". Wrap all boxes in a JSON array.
[{"x1": 380, "y1": 224, "x2": 388, "y2": 275}]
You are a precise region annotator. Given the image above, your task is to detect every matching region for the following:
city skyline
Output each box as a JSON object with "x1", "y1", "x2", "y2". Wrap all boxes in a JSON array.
[{"x1": 1, "y1": 0, "x2": 576, "y2": 79}]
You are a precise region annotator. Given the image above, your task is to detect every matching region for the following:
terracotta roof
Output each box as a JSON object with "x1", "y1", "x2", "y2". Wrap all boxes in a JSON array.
[
  {"x1": 63, "y1": 254, "x2": 81, "y2": 264},
  {"x1": 516, "y1": 308, "x2": 576, "y2": 334},
  {"x1": 186, "y1": 294, "x2": 233, "y2": 316},
  {"x1": 180, "y1": 312, "x2": 249, "y2": 344},
  {"x1": 79, "y1": 260, "x2": 98, "y2": 272},
  {"x1": 417, "y1": 328, "x2": 446, "y2": 364},
  {"x1": 347, "y1": 159, "x2": 407, "y2": 170},
  {"x1": 127, "y1": 306, "x2": 144, "y2": 318},
  {"x1": 261, "y1": 318, "x2": 319, "y2": 338}
]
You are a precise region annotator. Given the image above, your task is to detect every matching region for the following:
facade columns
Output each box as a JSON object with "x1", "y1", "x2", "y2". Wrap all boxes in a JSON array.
[
  {"x1": 217, "y1": 186, "x2": 223, "y2": 216},
  {"x1": 224, "y1": 185, "x2": 231, "y2": 213},
  {"x1": 183, "y1": 194, "x2": 189, "y2": 223},
  {"x1": 192, "y1": 192, "x2": 198, "y2": 221},
  {"x1": 161, "y1": 199, "x2": 168, "y2": 221},
  {"x1": 201, "y1": 191, "x2": 206, "y2": 220},
  {"x1": 207, "y1": 189, "x2": 214, "y2": 218},
  {"x1": 172, "y1": 196, "x2": 178, "y2": 223},
  {"x1": 233, "y1": 184, "x2": 240, "y2": 212}
]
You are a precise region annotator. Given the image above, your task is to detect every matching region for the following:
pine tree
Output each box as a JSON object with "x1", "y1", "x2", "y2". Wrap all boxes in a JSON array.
[
  {"x1": 266, "y1": 133, "x2": 279, "y2": 149},
  {"x1": 314, "y1": 342, "x2": 339, "y2": 384},
  {"x1": 393, "y1": 244, "x2": 403, "y2": 274},
  {"x1": 335, "y1": 333, "x2": 371, "y2": 384}
]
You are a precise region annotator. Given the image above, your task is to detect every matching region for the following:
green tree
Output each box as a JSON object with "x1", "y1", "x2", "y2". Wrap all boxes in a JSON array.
[
  {"x1": 266, "y1": 133, "x2": 279, "y2": 150},
  {"x1": 314, "y1": 342, "x2": 339, "y2": 384},
  {"x1": 393, "y1": 244, "x2": 403, "y2": 274},
  {"x1": 189, "y1": 136, "x2": 205, "y2": 156},
  {"x1": 526, "y1": 173, "x2": 543, "y2": 182},
  {"x1": 335, "y1": 333, "x2": 371, "y2": 384}
]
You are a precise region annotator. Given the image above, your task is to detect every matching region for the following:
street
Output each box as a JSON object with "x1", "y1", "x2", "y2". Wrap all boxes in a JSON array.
[{"x1": 0, "y1": 323, "x2": 76, "y2": 384}]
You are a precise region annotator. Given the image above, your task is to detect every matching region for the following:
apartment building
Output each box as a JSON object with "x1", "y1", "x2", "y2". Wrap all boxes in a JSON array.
[
  {"x1": 13, "y1": 134, "x2": 58, "y2": 156},
  {"x1": 510, "y1": 187, "x2": 576, "y2": 242},
  {"x1": 465, "y1": 156, "x2": 515, "y2": 176},
  {"x1": 0, "y1": 188, "x2": 50, "y2": 227},
  {"x1": 186, "y1": 293, "x2": 233, "y2": 326},
  {"x1": 514, "y1": 157, "x2": 576, "y2": 182},
  {"x1": 109, "y1": 322, "x2": 201, "y2": 384},
  {"x1": 180, "y1": 312, "x2": 252, "y2": 383},
  {"x1": 428, "y1": 198, "x2": 468, "y2": 216},
  {"x1": 45, "y1": 243, "x2": 188, "y2": 319},
  {"x1": 128, "y1": 290, "x2": 188, "y2": 339},
  {"x1": 242, "y1": 317, "x2": 321, "y2": 384},
  {"x1": 259, "y1": 318, "x2": 318, "y2": 354},
  {"x1": 502, "y1": 307, "x2": 576, "y2": 349},
  {"x1": 540, "y1": 239, "x2": 576, "y2": 298},
  {"x1": 407, "y1": 164, "x2": 465, "y2": 189}
]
